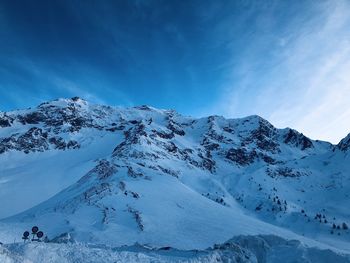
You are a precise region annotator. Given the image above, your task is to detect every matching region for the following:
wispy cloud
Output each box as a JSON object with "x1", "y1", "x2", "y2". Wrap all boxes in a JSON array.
[
  {"x1": 1, "y1": 0, "x2": 349, "y2": 144},
  {"x1": 214, "y1": 0, "x2": 350, "y2": 144},
  {"x1": 0, "y1": 56, "x2": 133, "y2": 111}
]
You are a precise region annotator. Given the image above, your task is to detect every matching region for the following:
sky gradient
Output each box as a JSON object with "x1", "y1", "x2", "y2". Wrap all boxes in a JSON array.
[{"x1": 1, "y1": 0, "x2": 350, "y2": 143}]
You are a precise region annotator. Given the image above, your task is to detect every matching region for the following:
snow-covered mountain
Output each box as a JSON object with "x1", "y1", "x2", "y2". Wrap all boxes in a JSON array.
[{"x1": 0, "y1": 98, "x2": 349, "y2": 260}]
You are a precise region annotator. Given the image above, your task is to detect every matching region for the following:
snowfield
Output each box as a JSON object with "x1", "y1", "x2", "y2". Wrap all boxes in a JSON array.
[
  {"x1": 1, "y1": 235, "x2": 350, "y2": 263},
  {"x1": 0, "y1": 98, "x2": 349, "y2": 262}
]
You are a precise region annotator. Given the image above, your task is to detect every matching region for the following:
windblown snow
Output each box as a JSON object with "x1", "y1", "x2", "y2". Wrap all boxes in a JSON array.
[{"x1": 0, "y1": 97, "x2": 349, "y2": 262}]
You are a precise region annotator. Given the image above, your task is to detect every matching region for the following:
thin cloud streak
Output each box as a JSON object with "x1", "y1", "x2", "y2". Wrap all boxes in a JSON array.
[
  {"x1": 0, "y1": 55, "x2": 134, "y2": 111},
  {"x1": 1, "y1": 0, "x2": 349, "y2": 144},
  {"x1": 216, "y1": 0, "x2": 350, "y2": 144}
]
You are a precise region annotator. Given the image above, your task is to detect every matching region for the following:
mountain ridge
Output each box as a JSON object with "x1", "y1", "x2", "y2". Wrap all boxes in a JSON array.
[
  {"x1": 0, "y1": 97, "x2": 349, "y2": 254},
  {"x1": 0, "y1": 97, "x2": 340, "y2": 157}
]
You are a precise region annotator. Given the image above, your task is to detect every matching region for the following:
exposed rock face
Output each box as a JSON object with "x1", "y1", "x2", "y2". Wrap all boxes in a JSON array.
[
  {"x1": 2, "y1": 98, "x2": 350, "y2": 255},
  {"x1": 244, "y1": 118, "x2": 280, "y2": 153},
  {"x1": 0, "y1": 127, "x2": 47, "y2": 154},
  {"x1": 0, "y1": 98, "x2": 113, "y2": 154},
  {"x1": 0, "y1": 114, "x2": 13, "y2": 127},
  {"x1": 0, "y1": 98, "x2": 334, "y2": 172},
  {"x1": 0, "y1": 125, "x2": 80, "y2": 154},
  {"x1": 0, "y1": 99, "x2": 339, "y2": 207},
  {"x1": 337, "y1": 133, "x2": 350, "y2": 151},
  {"x1": 283, "y1": 129, "x2": 313, "y2": 150},
  {"x1": 226, "y1": 148, "x2": 258, "y2": 166},
  {"x1": 266, "y1": 166, "x2": 306, "y2": 178}
]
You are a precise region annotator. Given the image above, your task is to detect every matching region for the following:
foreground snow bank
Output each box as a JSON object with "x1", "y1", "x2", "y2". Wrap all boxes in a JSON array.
[{"x1": 1, "y1": 235, "x2": 349, "y2": 263}]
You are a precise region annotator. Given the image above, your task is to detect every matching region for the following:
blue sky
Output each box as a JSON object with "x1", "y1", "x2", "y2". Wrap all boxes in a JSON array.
[{"x1": 1, "y1": 0, "x2": 350, "y2": 143}]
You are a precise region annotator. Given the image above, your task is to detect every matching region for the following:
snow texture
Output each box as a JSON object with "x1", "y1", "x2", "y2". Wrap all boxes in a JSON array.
[{"x1": 0, "y1": 97, "x2": 349, "y2": 261}]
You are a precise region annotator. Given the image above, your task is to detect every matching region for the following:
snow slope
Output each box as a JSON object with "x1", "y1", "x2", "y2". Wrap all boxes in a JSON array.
[
  {"x1": 1, "y1": 235, "x2": 350, "y2": 263},
  {"x1": 0, "y1": 97, "x2": 349, "y2": 259}
]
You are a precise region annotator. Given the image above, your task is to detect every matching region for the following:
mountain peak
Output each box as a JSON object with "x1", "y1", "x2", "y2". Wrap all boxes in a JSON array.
[
  {"x1": 337, "y1": 133, "x2": 350, "y2": 151},
  {"x1": 1, "y1": 97, "x2": 350, "y2": 254},
  {"x1": 38, "y1": 97, "x2": 88, "y2": 109}
]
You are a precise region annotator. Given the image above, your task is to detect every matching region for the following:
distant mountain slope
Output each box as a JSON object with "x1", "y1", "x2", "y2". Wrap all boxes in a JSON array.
[{"x1": 0, "y1": 97, "x2": 349, "y2": 253}]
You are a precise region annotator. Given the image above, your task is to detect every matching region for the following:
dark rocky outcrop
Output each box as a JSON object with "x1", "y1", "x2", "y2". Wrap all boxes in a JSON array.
[
  {"x1": 226, "y1": 148, "x2": 258, "y2": 166},
  {"x1": 284, "y1": 129, "x2": 313, "y2": 150},
  {"x1": 337, "y1": 133, "x2": 350, "y2": 151}
]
